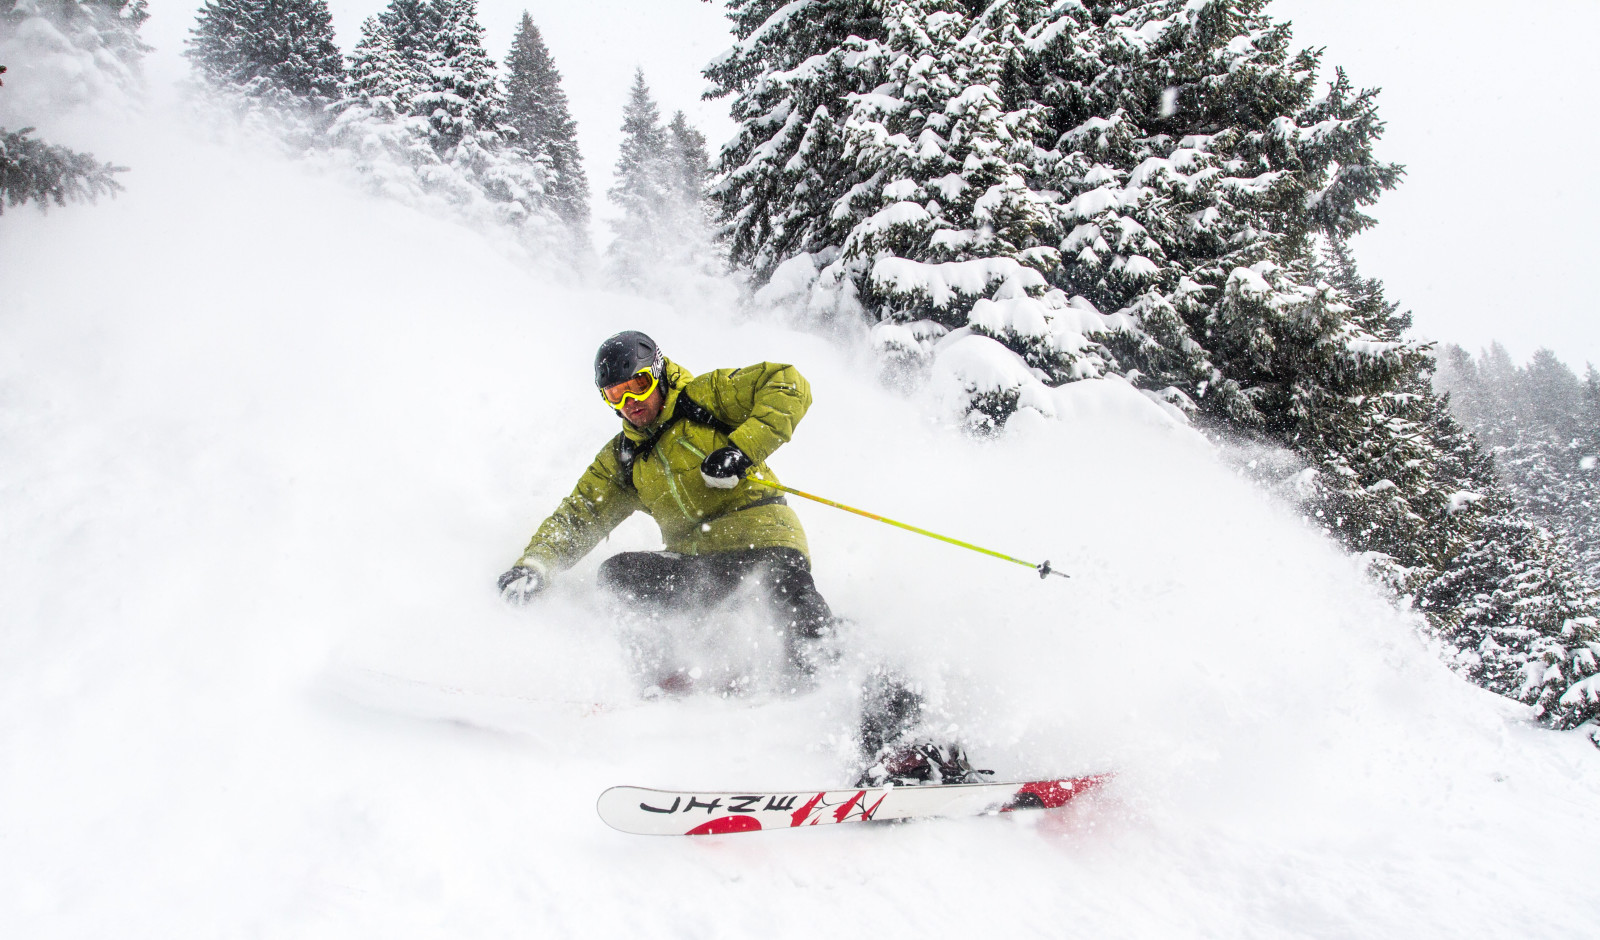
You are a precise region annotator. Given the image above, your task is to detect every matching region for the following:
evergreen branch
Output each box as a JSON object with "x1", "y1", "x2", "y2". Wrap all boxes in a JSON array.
[{"x1": 0, "y1": 127, "x2": 126, "y2": 214}]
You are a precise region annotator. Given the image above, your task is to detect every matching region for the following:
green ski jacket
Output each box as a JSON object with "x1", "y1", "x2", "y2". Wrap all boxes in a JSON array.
[{"x1": 516, "y1": 359, "x2": 812, "y2": 576}]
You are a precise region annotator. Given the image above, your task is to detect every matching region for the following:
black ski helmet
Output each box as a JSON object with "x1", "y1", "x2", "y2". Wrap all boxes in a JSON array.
[{"x1": 594, "y1": 330, "x2": 663, "y2": 389}]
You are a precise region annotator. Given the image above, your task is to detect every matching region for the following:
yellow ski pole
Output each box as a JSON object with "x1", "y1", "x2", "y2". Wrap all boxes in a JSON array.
[{"x1": 746, "y1": 475, "x2": 1069, "y2": 580}]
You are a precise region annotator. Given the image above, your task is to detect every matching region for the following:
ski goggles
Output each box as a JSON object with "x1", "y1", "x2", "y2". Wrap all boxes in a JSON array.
[{"x1": 600, "y1": 367, "x2": 660, "y2": 407}]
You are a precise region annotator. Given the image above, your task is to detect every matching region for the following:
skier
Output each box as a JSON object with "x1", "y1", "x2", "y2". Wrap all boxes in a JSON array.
[
  {"x1": 496, "y1": 331, "x2": 835, "y2": 679},
  {"x1": 497, "y1": 331, "x2": 988, "y2": 786}
]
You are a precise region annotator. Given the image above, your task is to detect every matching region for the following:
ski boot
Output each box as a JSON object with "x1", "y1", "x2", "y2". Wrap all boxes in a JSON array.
[
  {"x1": 853, "y1": 668, "x2": 991, "y2": 787},
  {"x1": 854, "y1": 739, "x2": 994, "y2": 788}
]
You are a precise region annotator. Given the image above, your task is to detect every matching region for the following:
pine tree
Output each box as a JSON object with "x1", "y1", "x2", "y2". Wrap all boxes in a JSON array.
[
  {"x1": 342, "y1": 13, "x2": 425, "y2": 114},
  {"x1": 665, "y1": 110, "x2": 707, "y2": 212},
  {"x1": 704, "y1": 0, "x2": 1600, "y2": 738},
  {"x1": 1030, "y1": 1, "x2": 1409, "y2": 433},
  {"x1": 1, "y1": 1, "x2": 150, "y2": 71},
  {"x1": 1262, "y1": 248, "x2": 1600, "y2": 739},
  {"x1": 1291, "y1": 240, "x2": 1470, "y2": 584},
  {"x1": 377, "y1": 0, "x2": 444, "y2": 62},
  {"x1": 1437, "y1": 344, "x2": 1600, "y2": 581},
  {"x1": 503, "y1": 11, "x2": 588, "y2": 230},
  {"x1": 1418, "y1": 489, "x2": 1600, "y2": 737},
  {"x1": 706, "y1": 0, "x2": 890, "y2": 279},
  {"x1": 413, "y1": 0, "x2": 503, "y2": 153},
  {"x1": 660, "y1": 108, "x2": 724, "y2": 280},
  {"x1": 1, "y1": 0, "x2": 149, "y2": 111},
  {"x1": 185, "y1": 0, "x2": 343, "y2": 110},
  {"x1": 710, "y1": 0, "x2": 1118, "y2": 422},
  {"x1": 707, "y1": 0, "x2": 1409, "y2": 429},
  {"x1": 606, "y1": 69, "x2": 673, "y2": 281},
  {"x1": 327, "y1": 0, "x2": 555, "y2": 234}
]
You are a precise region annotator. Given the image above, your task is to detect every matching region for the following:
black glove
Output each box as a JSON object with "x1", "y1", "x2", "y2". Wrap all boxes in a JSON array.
[
  {"x1": 700, "y1": 446, "x2": 753, "y2": 489},
  {"x1": 497, "y1": 564, "x2": 546, "y2": 605}
]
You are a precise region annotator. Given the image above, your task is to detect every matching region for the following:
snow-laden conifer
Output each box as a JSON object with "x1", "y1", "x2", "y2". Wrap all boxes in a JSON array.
[
  {"x1": 1287, "y1": 241, "x2": 1465, "y2": 577},
  {"x1": 327, "y1": 0, "x2": 556, "y2": 239},
  {"x1": 605, "y1": 69, "x2": 673, "y2": 282},
  {"x1": 1, "y1": 0, "x2": 148, "y2": 73},
  {"x1": 0, "y1": 0, "x2": 148, "y2": 113},
  {"x1": 503, "y1": 11, "x2": 588, "y2": 231},
  {"x1": 665, "y1": 110, "x2": 708, "y2": 213},
  {"x1": 705, "y1": 0, "x2": 1600, "y2": 737},
  {"x1": 1437, "y1": 345, "x2": 1600, "y2": 581},
  {"x1": 1246, "y1": 246, "x2": 1600, "y2": 740},
  {"x1": 1032, "y1": 2, "x2": 1408, "y2": 432},
  {"x1": 0, "y1": 5, "x2": 138, "y2": 209},
  {"x1": 706, "y1": 0, "x2": 888, "y2": 282},
  {"x1": 185, "y1": 0, "x2": 343, "y2": 112},
  {"x1": 711, "y1": 0, "x2": 1121, "y2": 425},
  {"x1": 606, "y1": 72, "x2": 726, "y2": 303},
  {"x1": 1418, "y1": 488, "x2": 1600, "y2": 738},
  {"x1": 709, "y1": 0, "x2": 1412, "y2": 429}
]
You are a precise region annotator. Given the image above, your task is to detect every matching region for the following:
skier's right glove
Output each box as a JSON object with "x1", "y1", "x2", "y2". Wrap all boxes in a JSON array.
[
  {"x1": 497, "y1": 563, "x2": 547, "y2": 605},
  {"x1": 700, "y1": 446, "x2": 753, "y2": 489}
]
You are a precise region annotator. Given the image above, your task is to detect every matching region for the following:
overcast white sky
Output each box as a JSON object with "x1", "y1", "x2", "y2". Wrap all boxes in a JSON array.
[
  {"x1": 1270, "y1": 0, "x2": 1600, "y2": 370},
  {"x1": 142, "y1": 0, "x2": 1599, "y2": 370}
]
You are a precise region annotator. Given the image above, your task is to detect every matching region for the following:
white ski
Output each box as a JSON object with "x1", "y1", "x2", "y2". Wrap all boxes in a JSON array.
[{"x1": 597, "y1": 774, "x2": 1112, "y2": 835}]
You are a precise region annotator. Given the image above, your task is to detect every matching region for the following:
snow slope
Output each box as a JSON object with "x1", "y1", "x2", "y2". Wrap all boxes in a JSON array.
[{"x1": 4, "y1": 95, "x2": 1600, "y2": 940}]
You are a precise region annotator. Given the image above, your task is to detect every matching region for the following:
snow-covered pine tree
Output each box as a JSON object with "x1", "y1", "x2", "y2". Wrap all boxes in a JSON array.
[
  {"x1": 327, "y1": 0, "x2": 554, "y2": 234},
  {"x1": 665, "y1": 110, "x2": 708, "y2": 213},
  {"x1": 412, "y1": 0, "x2": 500, "y2": 153},
  {"x1": 710, "y1": 0, "x2": 1119, "y2": 425},
  {"x1": 706, "y1": 0, "x2": 889, "y2": 282},
  {"x1": 503, "y1": 11, "x2": 588, "y2": 231},
  {"x1": 704, "y1": 0, "x2": 1600, "y2": 737},
  {"x1": 377, "y1": 0, "x2": 444, "y2": 63},
  {"x1": 1231, "y1": 242, "x2": 1600, "y2": 739},
  {"x1": 1290, "y1": 239, "x2": 1469, "y2": 583},
  {"x1": 1417, "y1": 487, "x2": 1600, "y2": 738},
  {"x1": 1437, "y1": 344, "x2": 1600, "y2": 581},
  {"x1": 606, "y1": 69, "x2": 673, "y2": 282},
  {"x1": 843, "y1": 0, "x2": 1120, "y2": 422},
  {"x1": 1, "y1": 0, "x2": 148, "y2": 113},
  {"x1": 1, "y1": 0, "x2": 148, "y2": 72},
  {"x1": 1031, "y1": 1, "x2": 1410, "y2": 433},
  {"x1": 659, "y1": 107, "x2": 731, "y2": 290},
  {"x1": 1499, "y1": 351, "x2": 1600, "y2": 579},
  {"x1": 185, "y1": 0, "x2": 343, "y2": 111},
  {"x1": 709, "y1": 0, "x2": 1407, "y2": 430},
  {"x1": 331, "y1": 10, "x2": 453, "y2": 191},
  {"x1": 341, "y1": 11, "x2": 423, "y2": 114}
]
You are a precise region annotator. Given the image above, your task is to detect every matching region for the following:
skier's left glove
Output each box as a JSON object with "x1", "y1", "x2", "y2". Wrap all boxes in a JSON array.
[
  {"x1": 700, "y1": 446, "x2": 753, "y2": 489},
  {"x1": 497, "y1": 563, "x2": 547, "y2": 605}
]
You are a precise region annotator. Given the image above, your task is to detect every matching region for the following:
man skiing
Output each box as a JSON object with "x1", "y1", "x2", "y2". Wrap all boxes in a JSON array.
[
  {"x1": 496, "y1": 331, "x2": 835, "y2": 678},
  {"x1": 498, "y1": 331, "x2": 988, "y2": 786}
]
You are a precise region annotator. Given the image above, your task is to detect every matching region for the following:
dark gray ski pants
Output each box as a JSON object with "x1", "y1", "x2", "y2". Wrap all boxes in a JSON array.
[{"x1": 597, "y1": 547, "x2": 834, "y2": 641}]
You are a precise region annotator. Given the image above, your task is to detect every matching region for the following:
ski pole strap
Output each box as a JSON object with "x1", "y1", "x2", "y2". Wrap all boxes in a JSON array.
[{"x1": 745, "y1": 476, "x2": 1068, "y2": 580}]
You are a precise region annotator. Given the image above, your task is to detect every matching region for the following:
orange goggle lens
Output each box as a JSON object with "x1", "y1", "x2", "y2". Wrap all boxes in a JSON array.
[{"x1": 601, "y1": 369, "x2": 657, "y2": 406}]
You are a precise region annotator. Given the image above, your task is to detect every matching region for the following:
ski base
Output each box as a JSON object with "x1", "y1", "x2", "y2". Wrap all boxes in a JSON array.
[{"x1": 597, "y1": 774, "x2": 1111, "y2": 836}]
